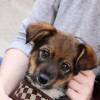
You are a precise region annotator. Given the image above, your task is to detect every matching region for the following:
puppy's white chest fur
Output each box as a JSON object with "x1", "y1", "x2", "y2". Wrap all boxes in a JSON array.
[
  {"x1": 27, "y1": 76, "x2": 64, "y2": 99},
  {"x1": 41, "y1": 88, "x2": 64, "y2": 99},
  {"x1": 33, "y1": 83, "x2": 65, "y2": 99}
]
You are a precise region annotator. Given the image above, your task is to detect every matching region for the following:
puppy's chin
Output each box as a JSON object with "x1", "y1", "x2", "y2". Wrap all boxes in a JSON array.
[
  {"x1": 35, "y1": 79, "x2": 53, "y2": 90},
  {"x1": 38, "y1": 83, "x2": 53, "y2": 90},
  {"x1": 26, "y1": 74, "x2": 53, "y2": 90}
]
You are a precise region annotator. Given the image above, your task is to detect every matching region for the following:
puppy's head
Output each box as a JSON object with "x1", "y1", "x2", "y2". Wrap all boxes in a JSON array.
[{"x1": 26, "y1": 22, "x2": 98, "y2": 89}]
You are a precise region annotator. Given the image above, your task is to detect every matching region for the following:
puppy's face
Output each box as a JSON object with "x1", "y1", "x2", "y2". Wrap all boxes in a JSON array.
[{"x1": 26, "y1": 22, "x2": 98, "y2": 89}]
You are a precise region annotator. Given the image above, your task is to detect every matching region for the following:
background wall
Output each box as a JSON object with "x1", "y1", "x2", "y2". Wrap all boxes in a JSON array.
[{"x1": 0, "y1": 0, "x2": 35, "y2": 56}]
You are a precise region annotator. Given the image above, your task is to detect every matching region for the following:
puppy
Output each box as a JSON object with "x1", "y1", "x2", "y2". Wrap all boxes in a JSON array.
[{"x1": 26, "y1": 22, "x2": 98, "y2": 100}]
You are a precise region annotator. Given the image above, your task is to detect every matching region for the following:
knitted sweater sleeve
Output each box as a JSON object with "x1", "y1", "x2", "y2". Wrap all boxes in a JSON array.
[{"x1": 7, "y1": 0, "x2": 60, "y2": 56}]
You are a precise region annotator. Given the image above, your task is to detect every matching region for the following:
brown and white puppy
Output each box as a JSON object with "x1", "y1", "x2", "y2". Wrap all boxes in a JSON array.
[{"x1": 26, "y1": 22, "x2": 98, "y2": 100}]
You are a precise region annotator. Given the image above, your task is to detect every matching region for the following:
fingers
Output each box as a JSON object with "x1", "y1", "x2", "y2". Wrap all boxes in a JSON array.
[
  {"x1": 80, "y1": 71, "x2": 95, "y2": 88},
  {"x1": 66, "y1": 70, "x2": 95, "y2": 100},
  {"x1": 68, "y1": 79, "x2": 81, "y2": 93},
  {"x1": 73, "y1": 72, "x2": 87, "y2": 84},
  {"x1": 73, "y1": 71, "x2": 95, "y2": 86},
  {"x1": 67, "y1": 77, "x2": 87, "y2": 95},
  {"x1": 66, "y1": 88, "x2": 78, "y2": 100},
  {"x1": 80, "y1": 70, "x2": 95, "y2": 79}
]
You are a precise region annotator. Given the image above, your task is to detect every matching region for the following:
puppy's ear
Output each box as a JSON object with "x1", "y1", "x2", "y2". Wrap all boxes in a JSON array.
[
  {"x1": 26, "y1": 22, "x2": 56, "y2": 44},
  {"x1": 74, "y1": 44, "x2": 98, "y2": 75}
]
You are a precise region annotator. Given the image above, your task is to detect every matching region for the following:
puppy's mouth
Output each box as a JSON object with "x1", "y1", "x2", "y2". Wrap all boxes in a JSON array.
[{"x1": 28, "y1": 74, "x2": 53, "y2": 90}]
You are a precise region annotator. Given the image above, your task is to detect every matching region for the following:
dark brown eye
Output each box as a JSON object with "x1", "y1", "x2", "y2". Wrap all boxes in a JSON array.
[
  {"x1": 61, "y1": 63, "x2": 71, "y2": 73},
  {"x1": 40, "y1": 49, "x2": 50, "y2": 59}
]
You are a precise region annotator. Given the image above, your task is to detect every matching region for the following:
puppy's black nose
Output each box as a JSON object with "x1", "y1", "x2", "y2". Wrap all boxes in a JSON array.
[{"x1": 38, "y1": 74, "x2": 49, "y2": 84}]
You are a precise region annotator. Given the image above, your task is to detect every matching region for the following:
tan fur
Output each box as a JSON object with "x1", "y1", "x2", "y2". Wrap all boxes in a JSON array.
[
  {"x1": 54, "y1": 74, "x2": 73, "y2": 88},
  {"x1": 26, "y1": 22, "x2": 98, "y2": 99}
]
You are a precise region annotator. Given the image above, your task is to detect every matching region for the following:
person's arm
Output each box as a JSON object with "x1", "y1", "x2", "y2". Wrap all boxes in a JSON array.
[
  {"x1": 0, "y1": 49, "x2": 29, "y2": 100},
  {"x1": 66, "y1": 70, "x2": 95, "y2": 100},
  {"x1": 0, "y1": 0, "x2": 58, "y2": 99}
]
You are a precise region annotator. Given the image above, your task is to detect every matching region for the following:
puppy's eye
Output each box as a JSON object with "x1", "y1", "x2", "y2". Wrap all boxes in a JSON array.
[
  {"x1": 61, "y1": 63, "x2": 71, "y2": 73},
  {"x1": 40, "y1": 49, "x2": 50, "y2": 59}
]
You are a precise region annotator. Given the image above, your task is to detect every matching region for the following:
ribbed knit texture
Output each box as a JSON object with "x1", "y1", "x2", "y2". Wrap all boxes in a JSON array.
[{"x1": 7, "y1": 0, "x2": 100, "y2": 75}]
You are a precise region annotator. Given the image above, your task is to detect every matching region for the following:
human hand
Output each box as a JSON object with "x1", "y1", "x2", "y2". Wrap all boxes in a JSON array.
[{"x1": 66, "y1": 70, "x2": 95, "y2": 100}]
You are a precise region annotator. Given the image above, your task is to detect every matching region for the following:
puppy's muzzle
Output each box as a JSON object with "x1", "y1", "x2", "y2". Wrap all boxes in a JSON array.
[{"x1": 37, "y1": 74, "x2": 49, "y2": 85}]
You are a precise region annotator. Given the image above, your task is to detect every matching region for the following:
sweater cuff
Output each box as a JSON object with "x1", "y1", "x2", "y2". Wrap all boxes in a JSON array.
[{"x1": 6, "y1": 41, "x2": 33, "y2": 57}]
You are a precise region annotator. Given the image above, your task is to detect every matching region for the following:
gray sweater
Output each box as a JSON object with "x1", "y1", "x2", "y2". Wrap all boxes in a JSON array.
[{"x1": 7, "y1": 0, "x2": 100, "y2": 75}]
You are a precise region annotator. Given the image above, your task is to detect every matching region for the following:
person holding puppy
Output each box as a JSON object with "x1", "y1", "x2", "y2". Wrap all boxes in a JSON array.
[{"x1": 0, "y1": 0, "x2": 100, "y2": 100}]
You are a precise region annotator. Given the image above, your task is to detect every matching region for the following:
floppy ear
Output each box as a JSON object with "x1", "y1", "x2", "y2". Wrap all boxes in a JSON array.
[
  {"x1": 74, "y1": 44, "x2": 98, "y2": 75},
  {"x1": 26, "y1": 22, "x2": 56, "y2": 44}
]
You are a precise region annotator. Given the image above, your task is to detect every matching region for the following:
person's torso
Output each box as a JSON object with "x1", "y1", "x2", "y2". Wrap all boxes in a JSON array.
[{"x1": 54, "y1": 0, "x2": 100, "y2": 64}]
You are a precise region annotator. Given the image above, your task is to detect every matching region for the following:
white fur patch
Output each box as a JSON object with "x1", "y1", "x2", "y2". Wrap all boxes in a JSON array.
[
  {"x1": 26, "y1": 75, "x2": 64, "y2": 99},
  {"x1": 41, "y1": 88, "x2": 64, "y2": 99}
]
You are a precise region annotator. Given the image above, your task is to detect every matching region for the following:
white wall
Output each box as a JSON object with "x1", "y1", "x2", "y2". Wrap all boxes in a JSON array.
[{"x1": 0, "y1": 0, "x2": 35, "y2": 56}]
